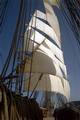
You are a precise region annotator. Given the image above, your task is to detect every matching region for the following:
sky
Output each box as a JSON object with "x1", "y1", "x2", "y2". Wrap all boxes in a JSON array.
[
  {"x1": 53, "y1": 5, "x2": 80, "y2": 101},
  {"x1": 0, "y1": 0, "x2": 19, "y2": 70},
  {"x1": 0, "y1": 0, "x2": 80, "y2": 101}
]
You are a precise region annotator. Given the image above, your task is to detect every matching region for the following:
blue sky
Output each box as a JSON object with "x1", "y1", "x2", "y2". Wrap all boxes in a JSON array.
[
  {"x1": 53, "y1": 5, "x2": 80, "y2": 101},
  {"x1": 0, "y1": 0, "x2": 19, "y2": 70},
  {"x1": 0, "y1": 0, "x2": 80, "y2": 101}
]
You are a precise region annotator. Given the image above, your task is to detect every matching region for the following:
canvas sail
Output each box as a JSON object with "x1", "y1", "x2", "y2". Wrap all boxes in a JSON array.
[{"x1": 20, "y1": 0, "x2": 70, "y2": 118}]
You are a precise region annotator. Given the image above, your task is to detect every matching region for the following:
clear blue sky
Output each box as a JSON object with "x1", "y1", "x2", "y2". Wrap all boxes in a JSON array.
[{"x1": 0, "y1": 0, "x2": 80, "y2": 101}]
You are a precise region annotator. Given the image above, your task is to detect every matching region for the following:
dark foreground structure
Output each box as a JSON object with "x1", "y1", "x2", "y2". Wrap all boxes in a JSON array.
[
  {"x1": 0, "y1": 85, "x2": 43, "y2": 120},
  {"x1": 54, "y1": 101, "x2": 80, "y2": 120}
]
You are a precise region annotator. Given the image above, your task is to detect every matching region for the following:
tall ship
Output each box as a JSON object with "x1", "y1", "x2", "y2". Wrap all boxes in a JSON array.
[{"x1": 0, "y1": 0, "x2": 79, "y2": 120}]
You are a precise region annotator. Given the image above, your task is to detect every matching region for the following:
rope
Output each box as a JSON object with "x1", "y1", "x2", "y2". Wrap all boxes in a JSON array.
[
  {"x1": 27, "y1": 5, "x2": 48, "y2": 97},
  {"x1": 9, "y1": 9, "x2": 24, "y2": 89},
  {"x1": 30, "y1": 74, "x2": 43, "y2": 98},
  {"x1": 18, "y1": 0, "x2": 27, "y2": 94},
  {"x1": 24, "y1": 0, "x2": 34, "y2": 53},
  {"x1": 63, "y1": 1, "x2": 80, "y2": 45},
  {"x1": 29, "y1": 6, "x2": 50, "y2": 99},
  {"x1": 27, "y1": 10, "x2": 37, "y2": 97},
  {"x1": 0, "y1": 53, "x2": 3, "y2": 70},
  {"x1": 1, "y1": 0, "x2": 24, "y2": 80},
  {"x1": 0, "y1": 0, "x2": 8, "y2": 29}
]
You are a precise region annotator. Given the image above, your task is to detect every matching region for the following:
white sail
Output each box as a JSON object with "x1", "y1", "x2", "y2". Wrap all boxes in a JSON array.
[
  {"x1": 44, "y1": 1, "x2": 61, "y2": 42},
  {"x1": 28, "y1": 15, "x2": 61, "y2": 48},
  {"x1": 24, "y1": 73, "x2": 70, "y2": 100},
  {"x1": 23, "y1": 0, "x2": 70, "y2": 112},
  {"x1": 24, "y1": 49, "x2": 67, "y2": 78}
]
